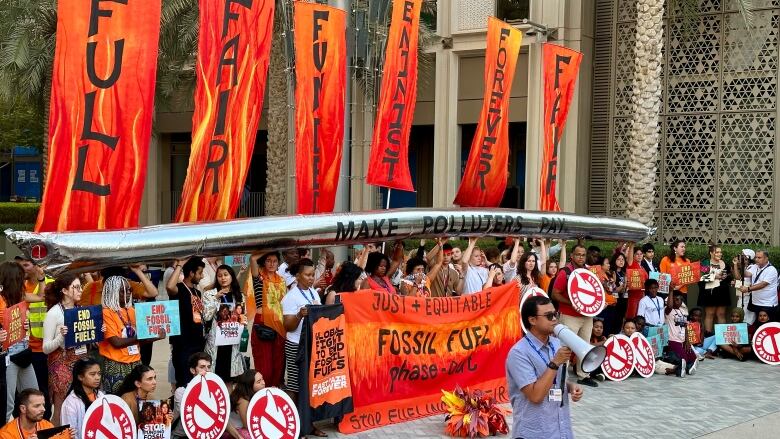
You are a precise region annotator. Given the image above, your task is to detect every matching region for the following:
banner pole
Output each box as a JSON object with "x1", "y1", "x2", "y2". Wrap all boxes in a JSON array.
[{"x1": 382, "y1": 189, "x2": 392, "y2": 253}]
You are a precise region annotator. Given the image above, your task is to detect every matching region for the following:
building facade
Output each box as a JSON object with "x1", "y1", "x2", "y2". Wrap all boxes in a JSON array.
[{"x1": 145, "y1": 0, "x2": 780, "y2": 245}]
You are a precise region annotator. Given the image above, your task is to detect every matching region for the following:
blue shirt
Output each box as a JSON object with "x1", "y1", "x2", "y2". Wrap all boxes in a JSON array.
[{"x1": 505, "y1": 332, "x2": 573, "y2": 439}]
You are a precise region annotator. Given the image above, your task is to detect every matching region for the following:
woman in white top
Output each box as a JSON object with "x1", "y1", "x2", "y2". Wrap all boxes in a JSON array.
[
  {"x1": 61, "y1": 358, "x2": 105, "y2": 438},
  {"x1": 203, "y1": 265, "x2": 247, "y2": 384},
  {"x1": 43, "y1": 272, "x2": 86, "y2": 425},
  {"x1": 280, "y1": 258, "x2": 326, "y2": 437}
]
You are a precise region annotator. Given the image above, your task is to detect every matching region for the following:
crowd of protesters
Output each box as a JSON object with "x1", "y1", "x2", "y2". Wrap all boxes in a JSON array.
[{"x1": 0, "y1": 236, "x2": 776, "y2": 438}]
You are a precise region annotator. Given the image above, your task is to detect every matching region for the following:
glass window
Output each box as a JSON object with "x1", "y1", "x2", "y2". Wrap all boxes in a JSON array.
[{"x1": 496, "y1": 0, "x2": 530, "y2": 23}]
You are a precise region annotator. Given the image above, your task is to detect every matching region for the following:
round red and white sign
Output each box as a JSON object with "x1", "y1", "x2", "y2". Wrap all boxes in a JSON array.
[
  {"x1": 246, "y1": 387, "x2": 300, "y2": 439},
  {"x1": 566, "y1": 268, "x2": 606, "y2": 316},
  {"x1": 181, "y1": 372, "x2": 231, "y2": 439},
  {"x1": 82, "y1": 394, "x2": 136, "y2": 439},
  {"x1": 601, "y1": 334, "x2": 635, "y2": 381},
  {"x1": 519, "y1": 287, "x2": 548, "y2": 334},
  {"x1": 630, "y1": 332, "x2": 656, "y2": 377},
  {"x1": 752, "y1": 321, "x2": 780, "y2": 365}
]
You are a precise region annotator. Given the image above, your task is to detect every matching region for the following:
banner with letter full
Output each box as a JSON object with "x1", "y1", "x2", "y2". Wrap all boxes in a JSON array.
[
  {"x1": 453, "y1": 18, "x2": 522, "y2": 207},
  {"x1": 37, "y1": 0, "x2": 161, "y2": 232},
  {"x1": 366, "y1": 0, "x2": 422, "y2": 192},
  {"x1": 135, "y1": 301, "x2": 181, "y2": 339},
  {"x1": 294, "y1": 2, "x2": 346, "y2": 214},
  {"x1": 336, "y1": 282, "x2": 520, "y2": 433},
  {"x1": 137, "y1": 400, "x2": 172, "y2": 439},
  {"x1": 64, "y1": 305, "x2": 104, "y2": 348},
  {"x1": 715, "y1": 323, "x2": 749, "y2": 345},
  {"x1": 176, "y1": 0, "x2": 274, "y2": 222},
  {"x1": 297, "y1": 303, "x2": 354, "y2": 437},
  {"x1": 670, "y1": 261, "x2": 702, "y2": 287},
  {"x1": 3, "y1": 302, "x2": 28, "y2": 350},
  {"x1": 539, "y1": 44, "x2": 582, "y2": 211}
]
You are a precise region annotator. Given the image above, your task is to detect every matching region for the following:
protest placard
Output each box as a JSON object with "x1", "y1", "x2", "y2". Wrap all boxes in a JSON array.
[
  {"x1": 649, "y1": 272, "x2": 672, "y2": 295},
  {"x1": 135, "y1": 301, "x2": 181, "y2": 339},
  {"x1": 137, "y1": 400, "x2": 172, "y2": 439},
  {"x1": 4, "y1": 302, "x2": 28, "y2": 349},
  {"x1": 215, "y1": 303, "x2": 245, "y2": 346},
  {"x1": 715, "y1": 323, "x2": 749, "y2": 345},
  {"x1": 64, "y1": 306, "x2": 104, "y2": 348}
]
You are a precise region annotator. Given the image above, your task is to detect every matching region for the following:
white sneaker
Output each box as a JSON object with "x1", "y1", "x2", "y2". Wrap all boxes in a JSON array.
[
  {"x1": 688, "y1": 358, "x2": 698, "y2": 376},
  {"x1": 678, "y1": 359, "x2": 686, "y2": 378}
]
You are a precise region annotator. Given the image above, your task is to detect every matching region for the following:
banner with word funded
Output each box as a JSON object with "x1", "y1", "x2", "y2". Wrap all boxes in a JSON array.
[
  {"x1": 64, "y1": 305, "x2": 104, "y2": 348},
  {"x1": 37, "y1": 0, "x2": 161, "y2": 232},
  {"x1": 539, "y1": 44, "x2": 582, "y2": 211},
  {"x1": 453, "y1": 18, "x2": 522, "y2": 207},
  {"x1": 337, "y1": 282, "x2": 521, "y2": 433},
  {"x1": 298, "y1": 303, "x2": 354, "y2": 437},
  {"x1": 176, "y1": 0, "x2": 274, "y2": 222},
  {"x1": 135, "y1": 301, "x2": 181, "y2": 339},
  {"x1": 3, "y1": 302, "x2": 28, "y2": 349},
  {"x1": 294, "y1": 2, "x2": 346, "y2": 214},
  {"x1": 366, "y1": 0, "x2": 422, "y2": 192},
  {"x1": 670, "y1": 261, "x2": 702, "y2": 287}
]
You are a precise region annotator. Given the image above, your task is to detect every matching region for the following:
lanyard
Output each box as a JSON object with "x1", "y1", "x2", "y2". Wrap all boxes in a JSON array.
[
  {"x1": 17, "y1": 419, "x2": 36, "y2": 438},
  {"x1": 525, "y1": 337, "x2": 557, "y2": 384},
  {"x1": 300, "y1": 287, "x2": 316, "y2": 304},
  {"x1": 653, "y1": 297, "x2": 662, "y2": 319},
  {"x1": 116, "y1": 308, "x2": 136, "y2": 338},
  {"x1": 753, "y1": 264, "x2": 772, "y2": 284}
]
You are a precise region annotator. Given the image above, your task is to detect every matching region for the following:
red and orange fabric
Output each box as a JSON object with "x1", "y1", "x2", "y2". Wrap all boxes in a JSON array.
[
  {"x1": 294, "y1": 2, "x2": 346, "y2": 214},
  {"x1": 176, "y1": 0, "x2": 274, "y2": 221},
  {"x1": 366, "y1": 0, "x2": 422, "y2": 191},
  {"x1": 337, "y1": 282, "x2": 520, "y2": 433},
  {"x1": 37, "y1": 0, "x2": 161, "y2": 232},
  {"x1": 539, "y1": 44, "x2": 582, "y2": 212},
  {"x1": 454, "y1": 18, "x2": 522, "y2": 207}
]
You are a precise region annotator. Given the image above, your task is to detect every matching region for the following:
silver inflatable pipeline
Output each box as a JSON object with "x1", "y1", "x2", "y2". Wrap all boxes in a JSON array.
[{"x1": 5, "y1": 208, "x2": 654, "y2": 275}]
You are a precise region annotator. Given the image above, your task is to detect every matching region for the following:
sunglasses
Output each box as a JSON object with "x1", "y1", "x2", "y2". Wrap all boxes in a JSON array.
[{"x1": 534, "y1": 312, "x2": 560, "y2": 321}]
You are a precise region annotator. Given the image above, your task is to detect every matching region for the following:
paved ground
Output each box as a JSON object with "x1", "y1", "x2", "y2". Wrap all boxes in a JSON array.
[{"x1": 149, "y1": 340, "x2": 780, "y2": 438}]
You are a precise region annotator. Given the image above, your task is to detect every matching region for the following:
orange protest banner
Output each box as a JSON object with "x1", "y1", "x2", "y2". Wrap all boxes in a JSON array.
[
  {"x1": 626, "y1": 268, "x2": 647, "y2": 291},
  {"x1": 309, "y1": 312, "x2": 352, "y2": 409},
  {"x1": 671, "y1": 261, "x2": 701, "y2": 286},
  {"x1": 4, "y1": 302, "x2": 28, "y2": 350},
  {"x1": 176, "y1": 0, "x2": 275, "y2": 221},
  {"x1": 453, "y1": 18, "x2": 522, "y2": 207},
  {"x1": 337, "y1": 282, "x2": 521, "y2": 433},
  {"x1": 37, "y1": 0, "x2": 161, "y2": 231},
  {"x1": 294, "y1": 2, "x2": 347, "y2": 214},
  {"x1": 367, "y1": 0, "x2": 422, "y2": 191},
  {"x1": 539, "y1": 44, "x2": 582, "y2": 211}
]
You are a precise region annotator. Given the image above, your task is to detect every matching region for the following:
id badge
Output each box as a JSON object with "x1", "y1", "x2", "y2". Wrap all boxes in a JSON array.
[
  {"x1": 127, "y1": 344, "x2": 140, "y2": 355},
  {"x1": 548, "y1": 389, "x2": 563, "y2": 402},
  {"x1": 74, "y1": 345, "x2": 88, "y2": 356}
]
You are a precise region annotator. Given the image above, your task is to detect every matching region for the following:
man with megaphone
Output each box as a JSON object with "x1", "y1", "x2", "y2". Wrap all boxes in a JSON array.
[{"x1": 506, "y1": 295, "x2": 597, "y2": 439}]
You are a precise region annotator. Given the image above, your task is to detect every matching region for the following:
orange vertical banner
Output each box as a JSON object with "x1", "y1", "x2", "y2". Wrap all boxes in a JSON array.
[
  {"x1": 453, "y1": 18, "x2": 522, "y2": 207},
  {"x1": 176, "y1": 0, "x2": 275, "y2": 222},
  {"x1": 539, "y1": 43, "x2": 582, "y2": 211},
  {"x1": 294, "y1": 2, "x2": 346, "y2": 214},
  {"x1": 36, "y1": 0, "x2": 161, "y2": 232},
  {"x1": 366, "y1": 0, "x2": 422, "y2": 192}
]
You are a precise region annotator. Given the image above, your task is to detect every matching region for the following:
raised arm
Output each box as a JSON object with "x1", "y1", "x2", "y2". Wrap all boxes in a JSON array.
[
  {"x1": 427, "y1": 239, "x2": 446, "y2": 284},
  {"x1": 460, "y1": 237, "x2": 478, "y2": 273},
  {"x1": 129, "y1": 265, "x2": 158, "y2": 299},
  {"x1": 166, "y1": 260, "x2": 184, "y2": 295},
  {"x1": 387, "y1": 241, "x2": 405, "y2": 278}
]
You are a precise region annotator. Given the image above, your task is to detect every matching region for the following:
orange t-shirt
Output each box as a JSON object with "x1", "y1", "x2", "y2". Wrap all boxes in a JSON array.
[
  {"x1": 99, "y1": 308, "x2": 141, "y2": 364},
  {"x1": 81, "y1": 279, "x2": 147, "y2": 307},
  {"x1": 0, "y1": 419, "x2": 70, "y2": 439},
  {"x1": 660, "y1": 256, "x2": 689, "y2": 294},
  {"x1": 539, "y1": 274, "x2": 552, "y2": 293}
]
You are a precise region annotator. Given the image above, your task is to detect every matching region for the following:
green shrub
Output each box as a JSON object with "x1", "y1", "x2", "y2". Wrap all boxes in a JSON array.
[{"x1": 0, "y1": 203, "x2": 40, "y2": 225}]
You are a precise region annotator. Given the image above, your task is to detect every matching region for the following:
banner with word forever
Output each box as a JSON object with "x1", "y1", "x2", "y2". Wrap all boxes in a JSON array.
[
  {"x1": 176, "y1": 0, "x2": 274, "y2": 222},
  {"x1": 37, "y1": 0, "x2": 161, "y2": 231},
  {"x1": 294, "y1": 2, "x2": 346, "y2": 214},
  {"x1": 64, "y1": 305, "x2": 104, "y2": 348},
  {"x1": 337, "y1": 282, "x2": 520, "y2": 433},
  {"x1": 454, "y1": 18, "x2": 522, "y2": 207},
  {"x1": 135, "y1": 301, "x2": 181, "y2": 339}
]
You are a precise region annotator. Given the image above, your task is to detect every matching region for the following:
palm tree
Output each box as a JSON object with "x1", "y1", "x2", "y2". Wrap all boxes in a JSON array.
[{"x1": 625, "y1": 0, "x2": 754, "y2": 226}]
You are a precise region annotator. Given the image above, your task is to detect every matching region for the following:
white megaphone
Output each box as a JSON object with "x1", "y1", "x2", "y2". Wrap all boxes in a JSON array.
[{"x1": 553, "y1": 324, "x2": 607, "y2": 374}]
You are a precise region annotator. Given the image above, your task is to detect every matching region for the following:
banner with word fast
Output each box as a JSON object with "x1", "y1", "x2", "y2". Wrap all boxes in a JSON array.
[
  {"x1": 135, "y1": 301, "x2": 181, "y2": 339},
  {"x1": 64, "y1": 305, "x2": 104, "y2": 348},
  {"x1": 336, "y1": 282, "x2": 520, "y2": 433}
]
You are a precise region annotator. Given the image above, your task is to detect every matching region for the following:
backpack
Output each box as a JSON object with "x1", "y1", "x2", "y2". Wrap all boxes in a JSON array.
[{"x1": 548, "y1": 265, "x2": 573, "y2": 310}]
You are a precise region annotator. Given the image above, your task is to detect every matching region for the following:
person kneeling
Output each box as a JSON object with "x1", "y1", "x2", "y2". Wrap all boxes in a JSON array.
[{"x1": 506, "y1": 296, "x2": 583, "y2": 439}]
